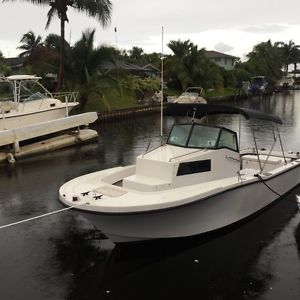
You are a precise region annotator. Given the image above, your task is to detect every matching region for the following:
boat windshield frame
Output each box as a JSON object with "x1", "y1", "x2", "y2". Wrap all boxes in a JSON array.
[{"x1": 167, "y1": 123, "x2": 239, "y2": 152}]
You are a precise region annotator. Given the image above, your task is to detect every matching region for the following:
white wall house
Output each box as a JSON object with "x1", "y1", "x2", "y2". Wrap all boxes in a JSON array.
[{"x1": 205, "y1": 51, "x2": 239, "y2": 71}]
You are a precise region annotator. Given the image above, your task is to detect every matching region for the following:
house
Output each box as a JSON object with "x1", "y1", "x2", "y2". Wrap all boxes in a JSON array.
[
  {"x1": 4, "y1": 57, "x2": 26, "y2": 73},
  {"x1": 100, "y1": 61, "x2": 160, "y2": 78},
  {"x1": 205, "y1": 51, "x2": 239, "y2": 71}
]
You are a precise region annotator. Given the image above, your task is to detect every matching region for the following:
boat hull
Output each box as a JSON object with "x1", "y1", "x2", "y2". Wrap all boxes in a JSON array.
[
  {"x1": 73, "y1": 164, "x2": 300, "y2": 243},
  {"x1": 0, "y1": 105, "x2": 77, "y2": 130}
]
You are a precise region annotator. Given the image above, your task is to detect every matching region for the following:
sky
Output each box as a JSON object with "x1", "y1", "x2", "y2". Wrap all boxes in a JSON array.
[{"x1": 1, "y1": 0, "x2": 300, "y2": 60}]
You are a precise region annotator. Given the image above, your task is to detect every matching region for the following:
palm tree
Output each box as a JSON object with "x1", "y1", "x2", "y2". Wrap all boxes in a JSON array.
[
  {"x1": 44, "y1": 33, "x2": 70, "y2": 52},
  {"x1": 290, "y1": 48, "x2": 300, "y2": 78},
  {"x1": 165, "y1": 39, "x2": 222, "y2": 90},
  {"x1": 69, "y1": 29, "x2": 120, "y2": 109},
  {"x1": 168, "y1": 40, "x2": 192, "y2": 58},
  {"x1": 6, "y1": 0, "x2": 112, "y2": 91},
  {"x1": 128, "y1": 46, "x2": 144, "y2": 63},
  {"x1": 246, "y1": 40, "x2": 283, "y2": 82},
  {"x1": 278, "y1": 40, "x2": 300, "y2": 76},
  {"x1": 17, "y1": 31, "x2": 43, "y2": 57}
]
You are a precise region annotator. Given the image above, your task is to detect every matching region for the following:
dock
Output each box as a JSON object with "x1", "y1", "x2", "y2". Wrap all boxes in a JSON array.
[{"x1": 0, "y1": 112, "x2": 98, "y2": 163}]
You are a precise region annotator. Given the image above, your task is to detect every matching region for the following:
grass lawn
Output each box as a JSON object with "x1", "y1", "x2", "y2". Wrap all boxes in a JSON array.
[
  {"x1": 204, "y1": 87, "x2": 236, "y2": 98},
  {"x1": 84, "y1": 89, "x2": 140, "y2": 112}
]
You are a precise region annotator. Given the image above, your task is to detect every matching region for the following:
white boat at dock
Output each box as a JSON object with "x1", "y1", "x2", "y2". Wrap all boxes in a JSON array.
[
  {"x1": 0, "y1": 75, "x2": 98, "y2": 163},
  {"x1": 59, "y1": 104, "x2": 300, "y2": 243},
  {"x1": 0, "y1": 75, "x2": 78, "y2": 130},
  {"x1": 167, "y1": 87, "x2": 207, "y2": 104}
]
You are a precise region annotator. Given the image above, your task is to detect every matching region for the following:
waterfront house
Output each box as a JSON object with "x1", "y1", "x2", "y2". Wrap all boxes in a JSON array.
[
  {"x1": 4, "y1": 57, "x2": 26, "y2": 73},
  {"x1": 205, "y1": 50, "x2": 239, "y2": 71}
]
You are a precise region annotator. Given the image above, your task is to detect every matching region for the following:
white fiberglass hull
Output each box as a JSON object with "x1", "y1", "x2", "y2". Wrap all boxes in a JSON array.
[
  {"x1": 59, "y1": 162, "x2": 300, "y2": 243},
  {"x1": 0, "y1": 105, "x2": 77, "y2": 130}
]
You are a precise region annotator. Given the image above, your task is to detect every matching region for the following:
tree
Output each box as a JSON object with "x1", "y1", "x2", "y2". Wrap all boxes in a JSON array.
[
  {"x1": 244, "y1": 40, "x2": 283, "y2": 82},
  {"x1": 128, "y1": 46, "x2": 144, "y2": 62},
  {"x1": 44, "y1": 33, "x2": 70, "y2": 52},
  {"x1": 7, "y1": 0, "x2": 112, "y2": 91},
  {"x1": 17, "y1": 31, "x2": 43, "y2": 57},
  {"x1": 165, "y1": 39, "x2": 223, "y2": 90},
  {"x1": 68, "y1": 29, "x2": 120, "y2": 109},
  {"x1": 168, "y1": 39, "x2": 193, "y2": 58},
  {"x1": 278, "y1": 40, "x2": 300, "y2": 76},
  {"x1": 0, "y1": 51, "x2": 10, "y2": 76},
  {"x1": 46, "y1": 0, "x2": 112, "y2": 90}
]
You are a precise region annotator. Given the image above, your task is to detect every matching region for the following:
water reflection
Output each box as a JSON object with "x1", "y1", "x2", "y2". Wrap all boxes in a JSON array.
[
  {"x1": 1, "y1": 93, "x2": 300, "y2": 299},
  {"x1": 51, "y1": 187, "x2": 299, "y2": 300}
]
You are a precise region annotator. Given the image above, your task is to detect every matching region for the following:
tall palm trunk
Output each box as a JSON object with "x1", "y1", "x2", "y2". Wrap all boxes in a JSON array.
[{"x1": 57, "y1": 17, "x2": 65, "y2": 91}]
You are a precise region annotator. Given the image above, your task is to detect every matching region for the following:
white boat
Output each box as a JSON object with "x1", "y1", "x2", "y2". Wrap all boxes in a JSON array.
[
  {"x1": 275, "y1": 75, "x2": 294, "y2": 91},
  {"x1": 59, "y1": 104, "x2": 300, "y2": 243},
  {"x1": 0, "y1": 75, "x2": 79, "y2": 130},
  {"x1": 171, "y1": 87, "x2": 207, "y2": 104}
]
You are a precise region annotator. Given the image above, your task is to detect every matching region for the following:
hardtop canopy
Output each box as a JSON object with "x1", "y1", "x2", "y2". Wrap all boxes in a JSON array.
[{"x1": 164, "y1": 103, "x2": 282, "y2": 124}]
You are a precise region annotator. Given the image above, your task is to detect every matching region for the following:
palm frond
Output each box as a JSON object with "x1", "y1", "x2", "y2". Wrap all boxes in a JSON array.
[
  {"x1": 46, "y1": 7, "x2": 56, "y2": 29},
  {"x1": 72, "y1": 0, "x2": 112, "y2": 27}
]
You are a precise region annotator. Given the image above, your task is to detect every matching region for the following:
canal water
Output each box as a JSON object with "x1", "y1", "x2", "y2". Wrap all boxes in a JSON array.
[{"x1": 1, "y1": 92, "x2": 300, "y2": 299}]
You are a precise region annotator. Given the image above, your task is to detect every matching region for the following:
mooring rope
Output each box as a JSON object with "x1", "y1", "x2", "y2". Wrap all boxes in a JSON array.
[
  {"x1": 0, "y1": 203, "x2": 84, "y2": 230},
  {"x1": 256, "y1": 174, "x2": 281, "y2": 197}
]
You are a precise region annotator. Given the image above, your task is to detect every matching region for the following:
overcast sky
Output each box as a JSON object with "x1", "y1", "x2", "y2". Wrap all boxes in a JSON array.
[{"x1": 1, "y1": 0, "x2": 300, "y2": 59}]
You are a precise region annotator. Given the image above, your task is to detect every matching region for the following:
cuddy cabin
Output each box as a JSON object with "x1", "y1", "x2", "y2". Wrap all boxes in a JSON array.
[
  {"x1": 123, "y1": 124, "x2": 239, "y2": 191},
  {"x1": 122, "y1": 122, "x2": 289, "y2": 192}
]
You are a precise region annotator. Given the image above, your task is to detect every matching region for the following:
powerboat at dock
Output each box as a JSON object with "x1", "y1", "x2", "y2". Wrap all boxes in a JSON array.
[
  {"x1": 0, "y1": 75, "x2": 99, "y2": 163},
  {"x1": 59, "y1": 104, "x2": 300, "y2": 243},
  {"x1": 168, "y1": 87, "x2": 207, "y2": 104},
  {"x1": 0, "y1": 75, "x2": 78, "y2": 130}
]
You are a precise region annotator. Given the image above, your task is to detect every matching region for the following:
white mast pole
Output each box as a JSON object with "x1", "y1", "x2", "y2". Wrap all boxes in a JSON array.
[{"x1": 160, "y1": 26, "x2": 164, "y2": 137}]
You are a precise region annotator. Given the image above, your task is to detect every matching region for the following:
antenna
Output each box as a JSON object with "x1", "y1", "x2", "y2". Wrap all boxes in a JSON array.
[
  {"x1": 160, "y1": 26, "x2": 164, "y2": 137},
  {"x1": 69, "y1": 29, "x2": 72, "y2": 45},
  {"x1": 114, "y1": 27, "x2": 118, "y2": 48}
]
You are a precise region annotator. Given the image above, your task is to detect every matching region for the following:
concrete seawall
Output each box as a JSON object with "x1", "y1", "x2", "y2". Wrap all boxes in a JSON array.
[{"x1": 97, "y1": 104, "x2": 163, "y2": 122}]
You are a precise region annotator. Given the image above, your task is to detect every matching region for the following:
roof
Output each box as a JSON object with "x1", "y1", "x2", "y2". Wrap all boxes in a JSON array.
[
  {"x1": 205, "y1": 50, "x2": 239, "y2": 59},
  {"x1": 100, "y1": 61, "x2": 159, "y2": 73},
  {"x1": 164, "y1": 103, "x2": 282, "y2": 124},
  {"x1": 4, "y1": 57, "x2": 26, "y2": 68}
]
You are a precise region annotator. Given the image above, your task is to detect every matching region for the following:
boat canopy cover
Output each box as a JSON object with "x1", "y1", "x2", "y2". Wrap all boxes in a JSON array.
[
  {"x1": 164, "y1": 103, "x2": 282, "y2": 124},
  {"x1": 0, "y1": 75, "x2": 42, "y2": 82}
]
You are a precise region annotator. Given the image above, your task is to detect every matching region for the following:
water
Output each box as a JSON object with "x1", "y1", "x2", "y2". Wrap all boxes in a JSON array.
[{"x1": 1, "y1": 92, "x2": 300, "y2": 299}]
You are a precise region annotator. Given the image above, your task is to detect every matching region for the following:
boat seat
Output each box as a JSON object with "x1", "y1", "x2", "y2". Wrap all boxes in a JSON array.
[
  {"x1": 123, "y1": 175, "x2": 171, "y2": 192},
  {"x1": 0, "y1": 101, "x2": 15, "y2": 113},
  {"x1": 241, "y1": 154, "x2": 290, "y2": 165}
]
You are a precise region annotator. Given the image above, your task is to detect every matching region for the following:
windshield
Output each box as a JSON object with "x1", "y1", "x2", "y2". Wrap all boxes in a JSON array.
[
  {"x1": 168, "y1": 125, "x2": 192, "y2": 147},
  {"x1": 25, "y1": 92, "x2": 47, "y2": 101},
  {"x1": 188, "y1": 126, "x2": 220, "y2": 148},
  {"x1": 167, "y1": 124, "x2": 238, "y2": 151}
]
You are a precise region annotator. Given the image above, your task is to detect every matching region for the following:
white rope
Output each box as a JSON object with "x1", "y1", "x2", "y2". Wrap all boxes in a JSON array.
[{"x1": 0, "y1": 203, "x2": 84, "y2": 230}]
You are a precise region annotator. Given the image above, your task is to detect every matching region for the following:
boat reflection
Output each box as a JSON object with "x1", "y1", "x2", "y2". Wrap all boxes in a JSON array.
[{"x1": 50, "y1": 186, "x2": 300, "y2": 300}]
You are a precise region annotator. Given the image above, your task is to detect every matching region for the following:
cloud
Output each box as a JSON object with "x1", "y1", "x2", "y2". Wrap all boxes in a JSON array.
[
  {"x1": 214, "y1": 42, "x2": 234, "y2": 53},
  {"x1": 241, "y1": 24, "x2": 289, "y2": 34}
]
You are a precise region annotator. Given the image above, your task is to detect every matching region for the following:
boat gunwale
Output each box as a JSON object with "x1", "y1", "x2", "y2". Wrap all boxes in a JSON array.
[{"x1": 59, "y1": 159, "x2": 300, "y2": 216}]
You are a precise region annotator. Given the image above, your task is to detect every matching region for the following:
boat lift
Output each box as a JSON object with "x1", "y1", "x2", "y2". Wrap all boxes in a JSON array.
[{"x1": 0, "y1": 112, "x2": 98, "y2": 163}]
